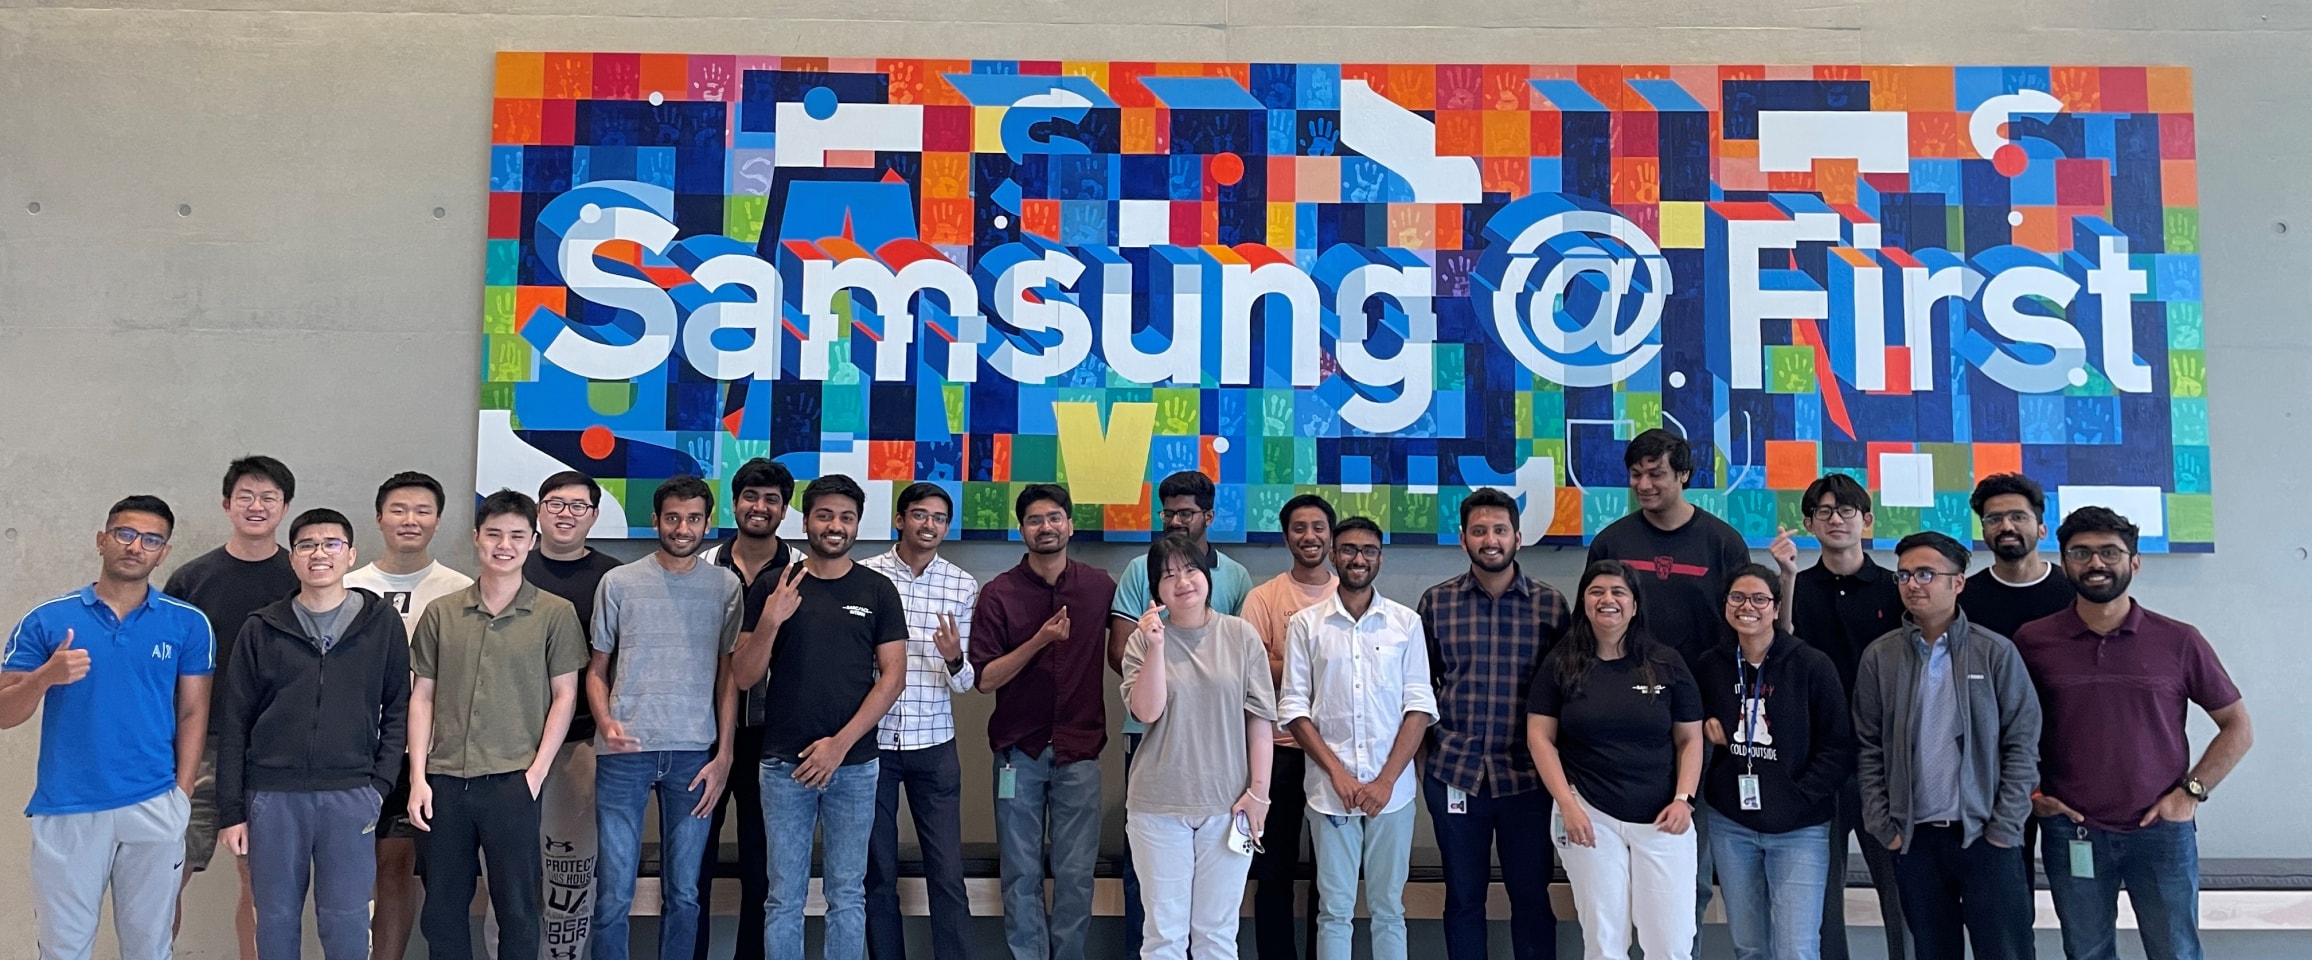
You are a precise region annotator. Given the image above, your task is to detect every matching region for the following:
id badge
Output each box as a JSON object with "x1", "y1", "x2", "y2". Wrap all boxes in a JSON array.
[
  {"x1": 2069, "y1": 837, "x2": 2095, "y2": 879},
  {"x1": 997, "y1": 764, "x2": 1017, "y2": 800},
  {"x1": 1738, "y1": 774, "x2": 1763, "y2": 811},
  {"x1": 1446, "y1": 785, "x2": 1469, "y2": 815}
]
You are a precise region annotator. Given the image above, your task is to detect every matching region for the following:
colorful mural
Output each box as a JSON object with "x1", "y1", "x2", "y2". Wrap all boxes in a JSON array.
[{"x1": 477, "y1": 54, "x2": 2210, "y2": 550}]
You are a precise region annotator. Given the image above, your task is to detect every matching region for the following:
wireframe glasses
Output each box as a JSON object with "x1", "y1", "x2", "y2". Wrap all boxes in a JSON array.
[{"x1": 108, "y1": 527, "x2": 170, "y2": 550}]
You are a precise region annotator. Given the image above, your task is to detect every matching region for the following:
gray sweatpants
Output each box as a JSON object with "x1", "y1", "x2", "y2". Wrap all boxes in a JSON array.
[{"x1": 32, "y1": 788, "x2": 192, "y2": 960}]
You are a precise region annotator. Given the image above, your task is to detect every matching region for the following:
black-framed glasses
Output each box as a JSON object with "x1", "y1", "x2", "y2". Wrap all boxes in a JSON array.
[
  {"x1": 1807, "y1": 505, "x2": 1861, "y2": 522},
  {"x1": 108, "y1": 527, "x2": 169, "y2": 550},
  {"x1": 292, "y1": 537, "x2": 350, "y2": 556},
  {"x1": 2063, "y1": 545, "x2": 2133, "y2": 565},
  {"x1": 1159, "y1": 507, "x2": 1207, "y2": 523},
  {"x1": 1892, "y1": 568, "x2": 1958, "y2": 586},
  {"x1": 541, "y1": 498, "x2": 595, "y2": 516},
  {"x1": 1725, "y1": 592, "x2": 1776, "y2": 609},
  {"x1": 1332, "y1": 544, "x2": 1383, "y2": 560},
  {"x1": 1981, "y1": 510, "x2": 2037, "y2": 528}
]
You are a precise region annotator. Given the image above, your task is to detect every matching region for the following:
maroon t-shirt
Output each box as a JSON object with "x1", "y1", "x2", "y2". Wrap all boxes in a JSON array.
[
  {"x1": 968, "y1": 556, "x2": 1117, "y2": 765},
  {"x1": 2013, "y1": 602, "x2": 2241, "y2": 831}
]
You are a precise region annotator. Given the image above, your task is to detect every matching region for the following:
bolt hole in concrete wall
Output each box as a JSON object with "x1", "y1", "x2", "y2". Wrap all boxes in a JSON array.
[{"x1": 3, "y1": 3, "x2": 2311, "y2": 959}]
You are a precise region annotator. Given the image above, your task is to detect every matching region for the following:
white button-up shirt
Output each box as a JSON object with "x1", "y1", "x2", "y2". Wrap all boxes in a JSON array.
[
  {"x1": 1276, "y1": 590, "x2": 1437, "y2": 817},
  {"x1": 860, "y1": 551, "x2": 978, "y2": 750}
]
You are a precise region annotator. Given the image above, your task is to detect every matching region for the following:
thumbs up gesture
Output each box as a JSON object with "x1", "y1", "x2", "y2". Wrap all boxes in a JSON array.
[{"x1": 44, "y1": 630, "x2": 91, "y2": 686}]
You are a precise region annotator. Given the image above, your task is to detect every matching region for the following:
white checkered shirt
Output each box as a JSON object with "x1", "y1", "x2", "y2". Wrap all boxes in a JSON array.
[{"x1": 861, "y1": 550, "x2": 979, "y2": 750}]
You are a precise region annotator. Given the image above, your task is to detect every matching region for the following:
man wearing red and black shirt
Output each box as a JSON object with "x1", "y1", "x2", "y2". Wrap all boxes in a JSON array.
[{"x1": 968, "y1": 484, "x2": 1116, "y2": 960}]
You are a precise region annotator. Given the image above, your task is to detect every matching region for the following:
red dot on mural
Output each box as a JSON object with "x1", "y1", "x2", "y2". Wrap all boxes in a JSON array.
[
  {"x1": 1212, "y1": 152, "x2": 1245, "y2": 186},
  {"x1": 1993, "y1": 143, "x2": 2028, "y2": 177},
  {"x1": 580, "y1": 425, "x2": 616, "y2": 460}
]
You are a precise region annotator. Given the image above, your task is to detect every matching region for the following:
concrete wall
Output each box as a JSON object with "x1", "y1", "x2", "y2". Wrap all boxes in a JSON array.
[{"x1": 3, "y1": 1, "x2": 2309, "y2": 957}]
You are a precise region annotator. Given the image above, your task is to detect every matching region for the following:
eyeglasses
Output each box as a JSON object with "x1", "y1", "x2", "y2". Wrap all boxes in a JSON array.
[
  {"x1": 230, "y1": 492, "x2": 284, "y2": 508},
  {"x1": 108, "y1": 527, "x2": 170, "y2": 550},
  {"x1": 2063, "y1": 545, "x2": 2133, "y2": 565},
  {"x1": 1332, "y1": 544, "x2": 1383, "y2": 560},
  {"x1": 541, "y1": 498, "x2": 595, "y2": 516},
  {"x1": 1159, "y1": 508, "x2": 1207, "y2": 523},
  {"x1": 1725, "y1": 592, "x2": 1776, "y2": 609},
  {"x1": 1981, "y1": 510, "x2": 2037, "y2": 528},
  {"x1": 292, "y1": 537, "x2": 350, "y2": 556},
  {"x1": 1807, "y1": 505, "x2": 1861, "y2": 522},
  {"x1": 1892, "y1": 568, "x2": 1960, "y2": 586},
  {"x1": 904, "y1": 509, "x2": 951, "y2": 526}
]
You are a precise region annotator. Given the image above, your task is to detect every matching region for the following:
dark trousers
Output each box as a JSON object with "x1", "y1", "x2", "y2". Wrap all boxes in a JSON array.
[
  {"x1": 1251, "y1": 748, "x2": 1318, "y2": 960},
  {"x1": 1118, "y1": 732, "x2": 1143, "y2": 955},
  {"x1": 1823, "y1": 777, "x2": 1909, "y2": 960},
  {"x1": 419, "y1": 771, "x2": 542, "y2": 960},
  {"x1": 1422, "y1": 776, "x2": 1557, "y2": 960},
  {"x1": 1891, "y1": 824, "x2": 2035, "y2": 960},
  {"x1": 247, "y1": 787, "x2": 381, "y2": 960},
  {"x1": 866, "y1": 740, "x2": 973, "y2": 960},
  {"x1": 696, "y1": 724, "x2": 769, "y2": 960}
]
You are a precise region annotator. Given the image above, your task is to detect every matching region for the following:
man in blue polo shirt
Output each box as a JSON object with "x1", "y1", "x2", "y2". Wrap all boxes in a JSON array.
[{"x1": 3, "y1": 495, "x2": 216, "y2": 960}]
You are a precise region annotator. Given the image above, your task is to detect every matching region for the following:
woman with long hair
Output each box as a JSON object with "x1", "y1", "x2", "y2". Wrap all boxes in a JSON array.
[
  {"x1": 1120, "y1": 532, "x2": 1278, "y2": 959},
  {"x1": 1528, "y1": 560, "x2": 1705, "y2": 960}
]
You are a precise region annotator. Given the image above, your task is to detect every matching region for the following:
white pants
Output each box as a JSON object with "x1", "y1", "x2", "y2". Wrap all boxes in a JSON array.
[
  {"x1": 32, "y1": 788, "x2": 192, "y2": 960},
  {"x1": 1556, "y1": 794, "x2": 1698, "y2": 960},
  {"x1": 483, "y1": 740, "x2": 598, "y2": 960},
  {"x1": 1127, "y1": 812, "x2": 1254, "y2": 960}
]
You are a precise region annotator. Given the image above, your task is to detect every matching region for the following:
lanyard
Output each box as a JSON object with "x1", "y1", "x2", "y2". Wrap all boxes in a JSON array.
[{"x1": 1735, "y1": 650, "x2": 1764, "y2": 776}]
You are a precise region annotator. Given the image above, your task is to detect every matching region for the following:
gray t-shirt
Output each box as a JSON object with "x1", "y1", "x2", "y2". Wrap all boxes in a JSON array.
[
  {"x1": 592, "y1": 557, "x2": 743, "y2": 753},
  {"x1": 292, "y1": 591, "x2": 365, "y2": 653},
  {"x1": 1120, "y1": 612, "x2": 1279, "y2": 818}
]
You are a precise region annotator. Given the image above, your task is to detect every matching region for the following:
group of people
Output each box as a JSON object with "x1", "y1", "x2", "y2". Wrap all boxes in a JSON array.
[{"x1": 0, "y1": 428, "x2": 2251, "y2": 960}]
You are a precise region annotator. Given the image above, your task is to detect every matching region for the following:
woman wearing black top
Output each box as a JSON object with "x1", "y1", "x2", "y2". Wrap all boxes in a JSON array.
[
  {"x1": 1701, "y1": 564, "x2": 1854, "y2": 960},
  {"x1": 1528, "y1": 560, "x2": 1704, "y2": 960}
]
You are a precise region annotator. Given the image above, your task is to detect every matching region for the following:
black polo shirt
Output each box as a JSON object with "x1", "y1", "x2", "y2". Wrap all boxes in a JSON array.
[{"x1": 1790, "y1": 554, "x2": 1904, "y2": 695}]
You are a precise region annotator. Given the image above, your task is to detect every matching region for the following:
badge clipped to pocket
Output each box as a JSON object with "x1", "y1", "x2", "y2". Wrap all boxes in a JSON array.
[
  {"x1": 1445, "y1": 785, "x2": 1469, "y2": 815},
  {"x1": 997, "y1": 764, "x2": 1017, "y2": 800},
  {"x1": 2069, "y1": 830, "x2": 2095, "y2": 879},
  {"x1": 1738, "y1": 773, "x2": 1763, "y2": 811}
]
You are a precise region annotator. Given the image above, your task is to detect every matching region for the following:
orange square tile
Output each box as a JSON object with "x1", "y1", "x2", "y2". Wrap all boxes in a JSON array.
[
  {"x1": 1861, "y1": 65, "x2": 1907, "y2": 110},
  {"x1": 1435, "y1": 204, "x2": 1463, "y2": 249},
  {"x1": 1529, "y1": 113, "x2": 1562, "y2": 157},
  {"x1": 1550, "y1": 487, "x2": 1584, "y2": 537},
  {"x1": 2147, "y1": 67, "x2": 2193, "y2": 112},
  {"x1": 495, "y1": 52, "x2": 545, "y2": 99},
  {"x1": 1022, "y1": 199, "x2": 1062, "y2": 241},
  {"x1": 1267, "y1": 156, "x2": 1297, "y2": 202},
  {"x1": 990, "y1": 435, "x2": 1011, "y2": 483},
  {"x1": 1482, "y1": 155, "x2": 1529, "y2": 195},
  {"x1": 493, "y1": 99, "x2": 542, "y2": 145},
  {"x1": 1904, "y1": 67, "x2": 1956, "y2": 112},
  {"x1": 1972, "y1": 443, "x2": 2023, "y2": 483},
  {"x1": 1121, "y1": 108, "x2": 1161, "y2": 153},
  {"x1": 1767, "y1": 170, "x2": 1816, "y2": 193},
  {"x1": 922, "y1": 153, "x2": 970, "y2": 199},
  {"x1": 1342, "y1": 64, "x2": 1390, "y2": 100},
  {"x1": 1813, "y1": 158, "x2": 1859, "y2": 205},
  {"x1": 1200, "y1": 202, "x2": 1219, "y2": 245},
  {"x1": 640, "y1": 54, "x2": 689, "y2": 101},
  {"x1": 1386, "y1": 204, "x2": 1435, "y2": 248},
  {"x1": 919, "y1": 60, "x2": 973, "y2": 105},
  {"x1": 1881, "y1": 347, "x2": 1913, "y2": 396},
  {"x1": 1205, "y1": 62, "x2": 1251, "y2": 89},
  {"x1": 1814, "y1": 64, "x2": 1863, "y2": 81},
  {"x1": 921, "y1": 198, "x2": 974, "y2": 244},
  {"x1": 1154, "y1": 61, "x2": 1203, "y2": 77},
  {"x1": 1436, "y1": 111, "x2": 1483, "y2": 157},
  {"x1": 2162, "y1": 161, "x2": 2198, "y2": 207},
  {"x1": 868, "y1": 441, "x2": 916, "y2": 481},
  {"x1": 1719, "y1": 136, "x2": 1758, "y2": 159},
  {"x1": 1481, "y1": 64, "x2": 1530, "y2": 109},
  {"x1": 1613, "y1": 158, "x2": 1661, "y2": 204},
  {"x1": 544, "y1": 52, "x2": 592, "y2": 100},
  {"x1": 1909, "y1": 112, "x2": 1965, "y2": 158},
  {"x1": 2010, "y1": 207, "x2": 2062, "y2": 253},
  {"x1": 1389, "y1": 64, "x2": 1436, "y2": 110},
  {"x1": 1766, "y1": 441, "x2": 1819, "y2": 491},
  {"x1": 1482, "y1": 110, "x2": 1530, "y2": 157},
  {"x1": 2051, "y1": 66, "x2": 2101, "y2": 112},
  {"x1": 1105, "y1": 498, "x2": 1153, "y2": 533},
  {"x1": 1576, "y1": 65, "x2": 1633, "y2": 109}
]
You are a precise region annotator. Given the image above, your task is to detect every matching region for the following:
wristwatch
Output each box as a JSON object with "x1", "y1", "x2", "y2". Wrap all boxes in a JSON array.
[
  {"x1": 2182, "y1": 778, "x2": 2210, "y2": 802},
  {"x1": 1673, "y1": 793, "x2": 1696, "y2": 806}
]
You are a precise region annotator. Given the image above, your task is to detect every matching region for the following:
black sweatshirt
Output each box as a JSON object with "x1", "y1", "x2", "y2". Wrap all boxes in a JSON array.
[
  {"x1": 215, "y1": 587, "x2": 411, "y2": 827},
  {"x1": 1698, "y1": 632, "x2": 1853, "y2": 834}
]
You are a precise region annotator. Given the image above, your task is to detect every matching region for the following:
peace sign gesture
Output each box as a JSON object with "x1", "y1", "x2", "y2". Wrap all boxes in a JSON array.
[
  {"x1": 932, "y1": 611, "x2": 964, "y2": 662},
  {"x1": 761, "y1": 563, "x2": 807, "y2": 628}
]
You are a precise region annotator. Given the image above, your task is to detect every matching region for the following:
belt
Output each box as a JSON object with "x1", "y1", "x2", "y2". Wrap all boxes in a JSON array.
[{"x1": 1917, "y1": 819, "x2": 1961, "y2": 829}]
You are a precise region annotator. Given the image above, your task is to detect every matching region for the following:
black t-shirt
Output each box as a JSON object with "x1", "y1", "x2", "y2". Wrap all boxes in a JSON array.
[
  {"x1": 1959, "y1": 565, "x2": 2075, "y2": 639},
  {"x1": 165, "y1": 545, "x2": 299, "y2": 733},
  {"x1": 1790, "y1": 556, "x2": 1905, "y2": 695},
  {"x1": 752, "y1": 564, "x2": 908, "y2": 766},
  {"x1": 726, "y1": 540, "x2": 796, "y2": 728},
  {"x1": 525, "y1": 549, "x2": 626, "y2": 743},
  {"x1": 1527, "y1": 649, "x2": 1703, "y2": 824},
  {"x1": 1585, "y1": 508, "x2": 1753, "y2": 670}
]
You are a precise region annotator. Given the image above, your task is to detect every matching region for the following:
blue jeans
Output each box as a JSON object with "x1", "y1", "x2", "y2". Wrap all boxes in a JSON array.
[
  {"x1": 593, "y1": 750, "x2": 716, "y2": 960},
  {"x1": 2039, "y1": 815, "x2": 2201, "y2": 960},
  {"x1": 1311, "y1": 803, "x2": 1417, "y2": 960},
  {"x1": 993, "y1": 746, "x2": 1101, "y2": 960},
  {"x1": 762, "y1": 757, "x2": 879, "y2": 960},
  {"x1": 1710, "y1": 811, "x2": 1831, "y2": 960},
  {"x1": 1422, "y1": 776, "x2": 1557, "y2": 960}
]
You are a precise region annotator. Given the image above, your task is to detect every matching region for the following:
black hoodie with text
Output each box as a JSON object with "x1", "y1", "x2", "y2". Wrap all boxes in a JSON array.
[
  {"x1": 1699, "y1": 631, "x2": 1853, "y2": 834},
  {"x1": 215, "y1": 587, "x2": 410, "y2": 828}
]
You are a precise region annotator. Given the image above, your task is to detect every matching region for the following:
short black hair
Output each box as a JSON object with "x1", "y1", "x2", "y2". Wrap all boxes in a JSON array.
[
  {"x1": 1332, "y1": 516, "x2": 1383, "y2": 542},
  {"x1": 2056, "y1": 505, "x2": 2140, "y2": 555},
  {"x1": 375, "y1": 471, "x2": 446, "y2": 514},
  {"x1": 1156, "y1": 470, "x2": 1215, "y2": 511},
  {"x1": 801, "y1": 473, "x2": 867, "y2": 515},
  {"x1": 1802, "y1": 473, "x2": 1872, "y2": 515},
  {"x1": 1145, "y1": 532, "x2": 1210, "y2": 603},
  {"x1": 288, "y1": 508, "x2": 356, "y2": 545},
  {"x1": 537, "y1": 470, "x2": 601, "y2": 506},
  {"x1": 1724, "y1": 562, "x2": 1785, "y2": 605},
  {"x1": 1895, "y1": 531, "x2": 1970, "y2": 572},
  {"x1": 652, "y1": 475, "x2": 716, "y2": 516},
  {"x1": 1278, "y1": 493, "x2": 1336, "y2": 530},
  {"x1": 1970, "y1": 473, "x2": 2047, "y2": 519},
  {"x1": 475, "y1": 489, "x2": 538, "y2": 531},
  {"x1": 108, "y1": 495, "x2": 176, "y2": 534},
  {"x1": 1459, "y1": 487, "x2": 1519, "y2": 532},
  {"x1": 221, "y1": 455, "x2": 296, "y2": 503},
  {"x1": 1624, "y1": 428, "x2": 1693, "y2": 479},
  {"x1": 895, "y1": 482, "x2": 953, "y2": 516},
  {"x1": 731, "y1": 457, "x2": 796, "y2": 502},
  {"x1": 1015, "y1": 483, "x2": 1072, "y2": 523}
]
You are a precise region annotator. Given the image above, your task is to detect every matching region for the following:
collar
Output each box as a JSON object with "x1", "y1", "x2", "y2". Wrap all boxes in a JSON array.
[
  {"x1": 1807, "y1": 553, "x2": 1886, "y2": 583},
  {"x1": 1454, "y1": 565, "x2": 1533, "y2": 599},
  {"x1": 1321, "y1": 588, "x2": 1391, "y2": 624},
  {"x1": 1985, "y1": 559, "x2": 2059, "y2": 589},
  {"x1": 460, "y1": 579, "x2": 541, "y2": 615},
  {"x1": 2049, "y1": 599, "x2": 2143, "y2": 640},
  {"x1": 1903, "y1": 610, "x2": 1971, "y2": 652},
  {"x1": 870, "y1": 549, "x2": 949, "y2": 582},
  {"x1": 78, "y1": 583, "x2": 157, "y2": 614},
  {"x1": 715, "y1": 536, "x2": 788, "y2": 569},
  {"x1": 1010, "y1": 553, "x2": 1078, "y2": 589}
]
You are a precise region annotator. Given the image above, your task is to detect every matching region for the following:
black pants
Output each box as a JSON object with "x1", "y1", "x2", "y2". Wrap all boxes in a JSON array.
[
  {"x1": 1891, "y1": 824, "x2": 2034, "y2": 960},
  {"x1": 1251, "y1": 748, "x2": 1319, "y2": 960},
  {"x1": 866, "y1": 740, "x2": 972, "y2": 960},
  {"x1": 419, "y1": 771, "x2": 542, "y2": 960},
  {"x1": 1822, "y1": 777, "x2": 1908, "y2": 960},
  {"x1": 696, "y1": 723, "x2": 769, "y2": 960}
]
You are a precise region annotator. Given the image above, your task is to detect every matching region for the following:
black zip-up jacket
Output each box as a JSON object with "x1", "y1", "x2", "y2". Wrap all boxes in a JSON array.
[
  {"x1": 1699, "y1": 631, "x2": 1854, "y2": 834},
  {"x1": 215, "y1": 588, "x2": 410, "y2": 827}
]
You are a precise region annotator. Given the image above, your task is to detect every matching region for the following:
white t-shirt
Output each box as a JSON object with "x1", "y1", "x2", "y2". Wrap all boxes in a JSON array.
[{"x1": 346, "y1": 560, "x2": 475, "y2": 635}]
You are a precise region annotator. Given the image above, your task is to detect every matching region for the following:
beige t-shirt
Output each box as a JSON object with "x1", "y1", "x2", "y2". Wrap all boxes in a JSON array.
[
  {"x1": 1120, "y1": 612, "x2": 1279, "y2": 818},
  {"x1": 1240, "y1": 572, "x2": 1338, "y2": 745}
]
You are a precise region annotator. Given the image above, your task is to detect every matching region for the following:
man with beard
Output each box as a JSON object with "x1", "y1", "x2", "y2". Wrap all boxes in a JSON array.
[
  {"x1": 1279, "y1": 517, "x2": 1434, "y2": 960},
  {"x1": 1238, "y1": 494, "x2": 1337, "y2": 960},
  {"x1": 1418, "y1": 488, "x2": 1569, "y2": 960},
  {"x1": 587, "y1": 476, "x2": 742, "y2": 960},
  {"x1": 6, "y1": 495, "x2": 212, "y2": 960},
  {"x1": 1106, "y1": 470, "x2": 1254, "y2": 945},
  {"x1": 1961, "y1": 474, "x2": 2075, "y2": 640},
  {"x1": 693, "y1": 458, "x2": 798, "y2": 960},
  {"x1": 2014, "y1": 507, "x2": 2252, "y2": 960},
  {"x1": 167, "y1": 456, "x2": 297, "y2": 959},
  {"x1": 733, "y1": 474, "x2": 908, "y2": 960},
  {"x1": 969, "y1": 484, "x2": 1116, "y2": 960}
]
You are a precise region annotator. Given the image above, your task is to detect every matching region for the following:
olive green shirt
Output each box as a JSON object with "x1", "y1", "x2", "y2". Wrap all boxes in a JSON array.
[{"x1": 410, "y1": 580, "x2": 589, "y2": 778}]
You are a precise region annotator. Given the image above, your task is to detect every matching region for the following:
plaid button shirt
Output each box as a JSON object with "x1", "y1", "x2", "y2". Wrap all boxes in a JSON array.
[
  {"x1": 1417, "y1": 566, "x2": 1571, "y2": 797},
  {"x1": 860, "y1": 551, "x2": 979, "y2": 751}
]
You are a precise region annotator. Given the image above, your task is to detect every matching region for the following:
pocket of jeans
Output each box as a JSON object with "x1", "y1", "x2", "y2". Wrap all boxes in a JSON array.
[{"x1": 247, "y1": 790, "x2": 273, "y2": 822}]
